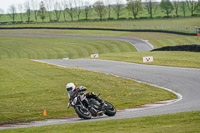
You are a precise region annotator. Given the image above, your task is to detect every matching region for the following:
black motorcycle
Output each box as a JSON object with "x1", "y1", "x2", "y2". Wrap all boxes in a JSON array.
[{"x1": 68, "y1": 93, "x2": 116, "y2": 119}]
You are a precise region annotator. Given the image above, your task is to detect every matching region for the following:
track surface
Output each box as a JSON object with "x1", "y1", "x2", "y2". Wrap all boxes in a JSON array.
[
  {"x1": 38, "y1": 59, "x2": 200, "y2": 115},
  {"x1": 0, "y1": 34, "x2": 200, "y2": 130},
  {"x1": 0, "y1": 33, "x2": 153, "y2": 52}
]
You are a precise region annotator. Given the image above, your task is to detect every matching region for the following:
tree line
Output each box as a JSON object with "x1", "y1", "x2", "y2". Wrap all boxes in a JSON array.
[{"x1": 0, "y1": 0, "x2": 200, "y2": 24}]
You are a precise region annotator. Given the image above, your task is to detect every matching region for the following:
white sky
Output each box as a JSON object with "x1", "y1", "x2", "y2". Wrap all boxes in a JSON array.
[
  {"x1": 0, "y1": 0, "x2": 26, "y2": 13},
  {"x1": 0, "y1": 0, "x2": 126, "y2": 14}
]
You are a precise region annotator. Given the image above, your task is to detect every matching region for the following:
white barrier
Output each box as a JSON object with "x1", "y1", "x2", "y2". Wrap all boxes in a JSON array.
[
  {"x1": 143, "y1": 56, "x2": 153, "y2": 63},
  {"x1": 91, "y1": 54, "x2": 99, "y2": 58}
]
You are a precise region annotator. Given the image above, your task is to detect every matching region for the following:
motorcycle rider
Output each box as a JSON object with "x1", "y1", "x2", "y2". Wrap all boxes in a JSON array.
[{"x1": 66, "y1": 83, "x2": 105, "y2": 111}]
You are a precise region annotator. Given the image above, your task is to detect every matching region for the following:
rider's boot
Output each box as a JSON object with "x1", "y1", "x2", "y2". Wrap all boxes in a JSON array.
[
  {"x1": 97, "y1": 98, "x2": 105, "y2": 111},
  {"x1": 98, "y1": 100, "x2": 106, "y2": 116}
]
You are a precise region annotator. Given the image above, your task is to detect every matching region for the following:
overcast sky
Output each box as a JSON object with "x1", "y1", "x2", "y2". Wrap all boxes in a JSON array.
[{"x1": 0, "y1": 0, "x2": 126, "y2": 14}]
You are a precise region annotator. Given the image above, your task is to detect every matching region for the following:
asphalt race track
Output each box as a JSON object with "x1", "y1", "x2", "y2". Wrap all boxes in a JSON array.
[
  {"x1": 0, "y1": 34, "x2": 200, "y2": 130},
  {"x1": 37, "y1": 59, "x2": 200, "y2": 115}
]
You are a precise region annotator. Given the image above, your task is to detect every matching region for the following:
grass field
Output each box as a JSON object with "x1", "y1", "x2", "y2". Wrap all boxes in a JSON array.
[
  {"x1": 1, "y1": 29, "x2": 200, "y2": 48},
  {"x1": 0, "y1": 36, "x2": 136, "y2": 59},
  {"x1": 1, "y1": 17, "x2": 200, "y2": 28},
  {"x1": 0, "y1": 30, "x2": 199, "y2": 68},
  {"x1": 1, "y1": 17, "x2": 200, "y2": 34},
  {"x1": 98, "y1": 51, "x2": 200, "y2": 68},
  {"x1": 1, "y1": 111, "x2": 200, "y2": 133}
]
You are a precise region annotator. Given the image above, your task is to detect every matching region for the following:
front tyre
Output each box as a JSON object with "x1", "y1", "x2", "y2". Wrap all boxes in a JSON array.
[
  {"x1": 104, "y1": 101, "x2": 116, "y2": 116},
  {"x1": 75, "y1": 106, "x2": 92, "y2": 119}
]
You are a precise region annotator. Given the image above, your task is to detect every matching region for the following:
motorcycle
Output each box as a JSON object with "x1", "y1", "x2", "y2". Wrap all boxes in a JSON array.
[{"x1": 68, "y1": 92, "x2": 116, "y2": 119}]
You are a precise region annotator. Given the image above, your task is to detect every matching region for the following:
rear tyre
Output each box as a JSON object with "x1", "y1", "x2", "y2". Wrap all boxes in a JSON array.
[
  {"x1": 75, "y1": 106, "x2": 92, "y2": 119},
  {"x1": 104, "y1": 101, "x2": 116, "y2": 116}
]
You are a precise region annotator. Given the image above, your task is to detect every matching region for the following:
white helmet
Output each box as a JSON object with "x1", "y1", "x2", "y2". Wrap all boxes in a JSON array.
[{"x1": 66, "y1": 83, "x2": 76, "y2": 91}]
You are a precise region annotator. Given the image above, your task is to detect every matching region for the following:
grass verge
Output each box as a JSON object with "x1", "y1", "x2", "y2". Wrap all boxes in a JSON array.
[
  {"x1": 0, "y1": 59, "x2": 176, "y2": 124},
  {"x1": 1, "y1": 111, "x2": 200, "y2": 133},
  {"x1": 1, "y1": 17, "x2": 200, "y2": 33},
  {"x1": 0, "y1": 31, "x2": 199, "y2": 68},
  {"x1": 98, "y1": 51, "x2": 200, "y2": 68},
  {"x1": 0, "y1": 36, "x2": 136, "y2": 59},
  {"x1": 1, "y1": 29, "x2": 200, "y2": 49}
]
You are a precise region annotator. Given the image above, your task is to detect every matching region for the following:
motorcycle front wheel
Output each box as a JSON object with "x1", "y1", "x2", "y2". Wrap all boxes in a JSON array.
[
  {"x1": 75, "y1": 106, "x2": 92, "y2": 119},
  {"x1": 104, "y1": 101, "x2": 116, "y2": 116}
]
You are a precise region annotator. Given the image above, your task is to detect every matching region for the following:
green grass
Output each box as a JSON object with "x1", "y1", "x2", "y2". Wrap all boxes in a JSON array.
[
  {"x1": 1, "y1": 17, "x2": 200, "y2": 33},
  {"x1": 0, "y1": 29, "x2": 185, "y2": 39},
  {"x1": 0, "y1": 30, "x2": 200, "y2": 68},
  {"x1": 1, "y1": 29, "x2": 200, "y2": 49},
  {"x1": 1, "y1": 111, "x2": 200, "y2": 133},
  {"x1": 98, "y1": 51, "x2": 200, "y2": 68},
  {"x1": 2, "y1": 17, "x2": 200, "y2": 28},
  {"x1": 0, "y1": 36, "x2": 136, "y2": 59},
  {"x1": 0, "y1": 59, "x2": 176, "y2": 124},
  {"x1": 151, "y1": 36, "x2": 200, "y2": 48}
]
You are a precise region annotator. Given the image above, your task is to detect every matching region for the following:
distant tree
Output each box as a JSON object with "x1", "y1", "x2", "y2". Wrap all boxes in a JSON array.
[
  {"x1": 113, "y1": 0, "x2": 124, "y2": 19},
  {"x1": 39, "y1": 1, "x2": 46, "y2": 22},
  {"x1": 18, "y1": 4, "x2": 24, "y2": 22},
  {"x1": 106, "y1": 0, "x2": 112, "y2": 19},
  {"x1": 126, "y1": 0, "x2": 143, "y2": 19},
  {"x1": 8, "y1": 5, "x2": 17, "y2": 23},
  {"x1": 198, "y1": 0, "x2": 200, "y2": 10},
  {"x1": 199, "y1": 0, "x2": 200, "y2": 11},
  {"x1": 44, "y1": 0, "x2": 54, "y2": 22},
  {"x1": 31, "y1": 0, "x2": 39, "y2": 23},
  {"x1": 180, "y1": 1, "x2": 187, "y2": 17},
  {"x1": 173, "y1": 0, "x2": 180, "y2": 17},
  {"x1": 75, "y1": 0, "x2": 83, "y2": 21},
  {"x1": 54, "y1": 1, "x2": 62, "y2": 22},
  {"x1": 24, "y1": 1, "x2": 32, "y2": 24},
  {"x1": 186, "y1": 0, "x2": 199, "y2": 16},
  {"x1": 144, "y1": 0, "x2": 158, "y2": 18},
  {"x1": 93, "y1": 1, "x2": 107, "y2": 20},
  {"x1": 160, "y1": 0, "x2": 174, "y2": 17},
  {"x1": 84, "y1": 1, "x2": 92, "y2": 20},
  {"x1": 66, "y1": 0, "x2": 75, "y2": 21},
  {"x1": 0, "y1": 9, "x2": 4, "y2": 21},
  {"x1": 61, "y1": 0, "x2": 68, "y2": 21}
]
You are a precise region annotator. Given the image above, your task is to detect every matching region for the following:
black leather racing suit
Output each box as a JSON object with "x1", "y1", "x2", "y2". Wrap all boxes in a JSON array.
[{"x1": 68, "y1": 86, "x2": 104, "y2": 105}]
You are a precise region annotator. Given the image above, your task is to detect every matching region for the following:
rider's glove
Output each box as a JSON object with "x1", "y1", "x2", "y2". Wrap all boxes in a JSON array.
[{"x1": 79, "y1": 86, "x2": 87, "y2": 91}]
